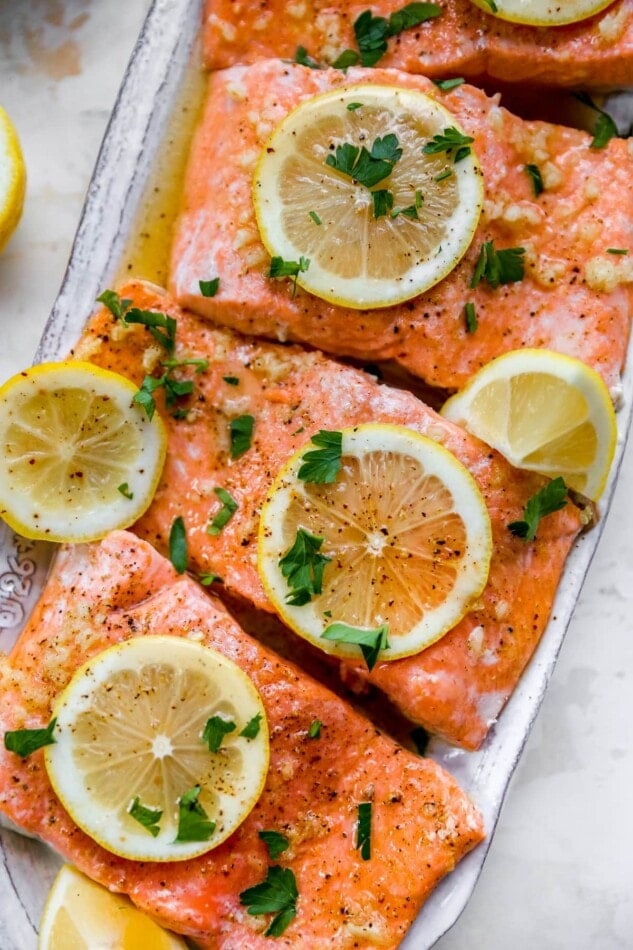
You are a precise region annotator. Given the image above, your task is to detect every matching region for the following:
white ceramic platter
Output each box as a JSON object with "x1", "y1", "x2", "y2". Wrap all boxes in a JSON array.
[{"x1": 0, "y1": 1, "x2": 631, "y2": 947}]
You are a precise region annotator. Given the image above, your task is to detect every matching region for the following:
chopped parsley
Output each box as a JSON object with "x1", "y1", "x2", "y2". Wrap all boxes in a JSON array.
[
  {"x1": 434, "y1": 168, "x2": 452, "y2": 182},
  {"x1": 199, "y1": 277, "x2": 220, "y2": 297},
  {"x1": 279, "y1": 528, "x2": 331, "y2": 606},
  {"x1": 524, "y1": 163, "x2": 544, "y2": 197},
  {"x1": 481, "y1": 0, "x2": 498, "y2": 10},
  {"x1": 259, "y1": 830, "x2": 290, "y2": 861},
  {"x1": 223, "y1": 375, "x2": 240, "y2": 385},
  {"x1": 124, "y1": 308, "x2": 177, "y2": 354},
  {"x1": 391, "y1": 202, "x2": 419, "y2": 219},
  {"x1": 325, "y1": 133, "x2": 402, "y2": 189},
  {"x1": 207, "y1": 487, "x2": 238, "y2": 536},
  {"x1": 239, "y1": 865, "x2": 298, "y2": 937},
  {"x1": 308, "y1": 210, "x2": 322, "y2": 225},
  {"x1": 352, "y1": 4, "x2": 441, "y2": 67},
  {"x1": 240, "y1": 712, "x2": 263, "y2": 739},
  {"x1": 133, "y1": 357, "x2": 206, "y2": 421},
  {"x1": 117, "y1": 482, "x2": 134, "y2": 499},
  {"x1": 322, "y1": 621, "x2": 390, "y2": 672},
  {"x1": 294, "y1": 45, "x2": 321, "y2": 69},
  {"x1": 464, "y1": 301, "x2": 478, "y2": 333},
  {"x1": 346, "y1": 101, "x2": 364, "y2": 112},
  {"x1": 229, "y1": 414, "x2": 255, "y2": 459},
  {"x1": 128, "y1": 796, "x2": 162, "y2": 837},
  {"x1": 372, "y1": 188, "x2": 394, "y2": 218},
  {"x1": 433, "y1": 77, "x2": 465, "y2": 91},
  {"x1": 574, "y1": 92, "x2": 620, "y2": 149},
  {"x1": 4, "y1": 718, "x2": 56, "y2": 757},
  {"x1": 175, "y1": 786, "x2": 215, "y2": 843},
  {"x1": 308, "y1": 719, "x2": 322, "y2": 739},
  {"x1": 199, "y1": 572, "x2": 223, "y2": 586},
  {"x1": 96, "y1": 289, "x2": 132, "y2": 320},
  {"x1": 269, "y1": 255, "x2": 310, "y2": 296},
  {"x1": 470, "y1": 241, "x2": 525, "y2": 289},
  {"x1": 333, "y1": 49, "x2": 360, "y2": 69},
  {"x1": 356, "y1": 801, "x2": 372, "y2": 860},
  {"x1": 169, "y1": 516, "x2": 187, "y2": 574},
  {"x1": 508, "y1": 477, "x2": 568, "y2": 542},
  {"x1": 202, "y1": 715, "x2": 236, "y2": 752},
  {"x1": 607, "y1": 248, "x2": 628, "y2": 255},
  {"x1": 298, "y1": 429, "x2": 343, "y2": 484},
  {"x1": 423, "y1": 126, "x2": 474, "y2": 163}
]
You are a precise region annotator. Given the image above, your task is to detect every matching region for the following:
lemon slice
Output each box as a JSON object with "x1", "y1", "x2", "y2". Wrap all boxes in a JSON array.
[
  {"x1": 469, "y1": 0, "x2": 615, "y2": 26},
  {"x1": 253, "y1": 84, "x2": 483, "y2": 309},
  {"x1": 0, "y1": 360, "x2": 167, "y2": 542},
  {"x1": 441, "y1": 349, "x2": 617, "y2": 500},
  {"x1": 0, "y1": 106, "x2": 26, "y2": 253},
  {"x1": 44, "y1": 636, "x2": 269, "y2": 862},
  {"x1": 38, "y1": 864, "x2": 187, "y2": 950},
  {"x1": 258, "y1": 424, "x2": 492, "y2": 662}
]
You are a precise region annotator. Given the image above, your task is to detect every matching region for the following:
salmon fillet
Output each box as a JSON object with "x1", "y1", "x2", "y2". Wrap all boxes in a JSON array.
[
  {"x1": 202, "y1": 0, "x2": 633, "y2": 88},
  {"x1": 74, "y1": 281, "x2": 585, "y2": 749},
  {"x1": 169, "y1": 61, "x2": 633, "y2": 396},
  {"x1": 0, "y1": 530, "x2": 484, "y2": 948}
]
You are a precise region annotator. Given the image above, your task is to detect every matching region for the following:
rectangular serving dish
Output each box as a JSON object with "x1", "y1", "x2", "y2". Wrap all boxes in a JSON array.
[{"x1": 0, "y1": 1, "x2": 631, "y2": 947}]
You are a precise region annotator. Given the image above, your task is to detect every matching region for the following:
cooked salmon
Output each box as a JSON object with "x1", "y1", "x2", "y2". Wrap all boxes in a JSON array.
[
  {"x1": 0, "y1": 530, "x2": 484, "y2": 948},
  {"x1": 202, "y1": 0, "x2": 633, "y2": 88},
  {"x1": 74, "y1": 280, "x2": 585, "y2": 749},
  {"x1": 169, "y1": 60, "x2": 633, "y2": 397}
]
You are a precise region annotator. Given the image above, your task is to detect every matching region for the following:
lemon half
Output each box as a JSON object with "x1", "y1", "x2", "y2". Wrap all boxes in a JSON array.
[
  {"x1": 469, "y1": 0, "x2": 616, "y2": 26},
  {"x1": 0, "y1": 361, "x2": 167, "y2": 542},
  {"x1": 441, "y1": 349, "x2": 617, "y2": 500},
  {"x1": 258, "y1": 423, "x2": 492, "y2": 662},
  {"x1": 38, "y1": 865, "x2": 187, "y2": 950},
  {"x1": 44, "y1": 636, "x2": 269, "y2": 862},
  {"x1": 0, "y1": 106, "x2": 26, "y2": 253},
  {"x1": 253, "y1": 84, "x2": 483, "y2": 309}
]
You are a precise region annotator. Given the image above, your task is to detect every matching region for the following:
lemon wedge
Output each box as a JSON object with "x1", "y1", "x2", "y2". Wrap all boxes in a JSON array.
[
  {"x1": 253, "y1": 84, "x2": 483, "y2": 309},
  {"x1": 258, "y1": 423, "x2": 492, "y2": 663},
  {"x1": 0, "y1": 361, "x2": 167, "y2": 542},
  {"x1": 38, "y1": 864, "x2": 187, "y2": 950},
  {"x1": 469, "y1": 0, "x2": 615, "y2": 26},
  {"x1": 44, "y1": 636, "x2": 269, "y2": 862},
  {"x1": 441, "y1": 349, "x2": 617, "y2": 500},
  {"x1": 0, "y1": 106, "x2": 26, "y2": 253}
]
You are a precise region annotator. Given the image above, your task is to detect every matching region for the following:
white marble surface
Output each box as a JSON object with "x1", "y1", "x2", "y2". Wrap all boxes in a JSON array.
[{"x1": 0, "y1": 2, "x2": 632, "y2": 947}]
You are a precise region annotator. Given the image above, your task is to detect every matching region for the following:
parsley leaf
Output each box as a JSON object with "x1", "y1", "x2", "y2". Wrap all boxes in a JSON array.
[
  {"x1": 230, "y1": 414, "x2": 255, "y2": 459},
  {"x1": 298, "y1": 430, "x2": 343, "y2": 484},
  {"x1": 391, "y1": 203, "x2": 419, "y2": 219},
  {"x1": 4, "y1": 718, "x2": 56, "y2": 757},
  {"x1": 322, "y1": 622, "x2": 390, "y2": 672},
  {"x1": 259, "y1": 830, "x2": 290, "y2": 861},
  {"x1": 202, "y1": 715, "x2": 236, "y2": 752},
  {"x1": 169, "y1": 516, "x2": 187, "y2": 574},
  {"x1": 433, "y1": 77, "x2": 465, "y2": 91},
  {"x1": 372, "y1": 188, "x2": 394, "y2": 218},
  {"x1": 124, "y1": 308, "x2": 177, "y2": 354},
  {"x1": 294, "y1": 45, "x2": 321, "y2": 69},
  {"x1": 356, "y1": 801, "x2": 372, "y2": 860},
  {"x1": 353, "y1": 4, "x2": 441, "y2": 67},
  {"x1": 269, "y1": 255, "x2": 310, "y2": 295},
  {"x1": 223, "y1": 375, "x2": 239, "y2": 385},
  {"x1": 199, "y1": 277, "x2": 220, "y2": 297},
  {"x1": 325, "y1": 134, "x2": 402, "y2": 189},
  {"x1": 524, "y1": 163, "x2": 544, "y2": 197},
  {"x1": 118, "y1": 482, "x2": 134, "y2": 499},
  {"x1": 128, "y1": 796, "x2": 162, "y2": 837},
  {"x1": 279, "y1": 528, "x2": 331, "y2": 606},
  {"x1": 464, "y1": 301, "x2": 478, "y2": 333},
  {"x1": 470, "y1": 241, "x2": 525, "y2": 289},
  {"x1": 607, "y1": 248, "x2": 628, "y2": 255},
  {"x1": 308, "y1": 719, "x2": 322, "y2": 739},
  {"x1": 240, "y1": 865, "x2": 298, "y2": 937},
  {"x1": 199, "y1": 572, "x2": 223, "y2": 586},
  {"x1": 481, "y1": 0, "x2": 498, "y2": 10},
  {"x1": 333, "y1": 49, "x2": 360, "y2": 69},
  {"x1": 175, "y1": 785, "x2": 216, "y2": 843},
  {"x1": 508, "y1": 477, "x2": 568, "y2": 542},
  {"x1": 207, "y1": 487, "x2": 238, "y2": 536},
  {"x1": 240, "y1": 713, "x2": 263, "y2": 739},
  {"x1": 96, "y1": 289, "x2": 132, "y2": 320},
  {"x1": 574, "y1": 92, "x2": 619, "y2": 149},
  {"x1": 422, "y1": 126, "x2": 474, "y2": 162},
  {"x1": 308, "y1": 210, "x2": 322, "y2": 225}
]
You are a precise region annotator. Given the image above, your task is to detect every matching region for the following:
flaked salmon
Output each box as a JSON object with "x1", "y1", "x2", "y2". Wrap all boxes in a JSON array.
[
  {"x1": 0, "y1": 530, "x2": 484, "y2": 948},
  {"x1": 169, "y1": 60, "x2": 633, "y2": 396},
  {"x1": 75, "y1": 281, "x2": 585, "y2": 749},
  {"x1": 203, "y1": 0, "x2": 633, "y2": 88}
]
